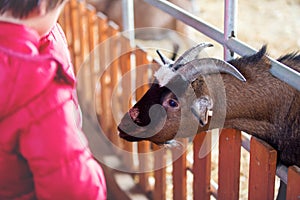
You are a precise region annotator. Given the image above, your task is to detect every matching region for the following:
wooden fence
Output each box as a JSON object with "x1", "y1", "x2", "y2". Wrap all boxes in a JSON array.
[{"x1": 59, "y1": 0, "x2": 300, "y2": 199}]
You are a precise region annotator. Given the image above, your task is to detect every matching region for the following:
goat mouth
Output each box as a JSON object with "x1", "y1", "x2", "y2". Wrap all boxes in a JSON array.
[{"x1": 118, "y1": 129, "x2": 145, "y2": 142}]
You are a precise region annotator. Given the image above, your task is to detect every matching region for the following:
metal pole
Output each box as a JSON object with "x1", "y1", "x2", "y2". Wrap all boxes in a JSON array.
[
  {"x1": 224, "y1": 0, "x2": 238, "y2": 60},
  {"x1": 122, "y1": 0, "x2": 135, "y2": 47}
]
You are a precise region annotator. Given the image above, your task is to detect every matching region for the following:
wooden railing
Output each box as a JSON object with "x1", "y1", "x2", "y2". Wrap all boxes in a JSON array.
[{"x1": 59, "y1": 1, "x2": 300, "y2": 199}]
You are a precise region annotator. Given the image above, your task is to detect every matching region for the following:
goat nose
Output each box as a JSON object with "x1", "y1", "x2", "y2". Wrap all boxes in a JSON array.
[{"x1": 129, "y1": 108, "x2": 139, "y2": 121}]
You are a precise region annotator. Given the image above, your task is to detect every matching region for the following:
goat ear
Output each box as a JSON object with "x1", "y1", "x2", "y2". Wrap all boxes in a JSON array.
[
  {"x1": 191, "y1": 96, "x2": 213, "y2": 127},
  {"x1": 156, "y1": 50, "x2": 174, "y2": 65}
]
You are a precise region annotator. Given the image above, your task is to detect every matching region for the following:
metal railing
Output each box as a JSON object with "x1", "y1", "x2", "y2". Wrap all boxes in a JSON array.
[{"x1": 138, "y1": 0, "x2": 300, "y2": 92}]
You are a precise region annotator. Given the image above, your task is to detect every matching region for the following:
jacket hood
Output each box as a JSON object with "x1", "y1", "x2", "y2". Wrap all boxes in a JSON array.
[{"x1": 0, "y1": 22, "x2": 74, "y2": 119}]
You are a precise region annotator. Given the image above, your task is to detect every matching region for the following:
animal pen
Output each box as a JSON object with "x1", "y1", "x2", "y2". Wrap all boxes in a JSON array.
[{"x1": 59, "y1": 0, "x2": 300, "y2": 199}]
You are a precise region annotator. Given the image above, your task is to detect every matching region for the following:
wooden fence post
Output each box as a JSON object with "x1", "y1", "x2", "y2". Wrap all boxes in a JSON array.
[
  {"x1": 218, "y1": 129, "x2": 241, "y2": 200},
  {"x1": 59, "y1": 1, "x2": 71, "y2": 47},
  {"x1": 248, "y1": 137, "x2": 277, "y2": 200},
  {"x1": 172, "y1": 139, "x2": 188, "y2": 200},
  {"x1": 286, "y1": 165, "x2": 300, "y2": 200},
  {"x1": 97, "y1": 12, "x2": 108, "y2": 124},
  {"x1": 119, "y1": 38, "x2": 134, "y2": 170},
  {"x1": 107, "y1": 23, "x2": 120, "y2": 146},
  {"x1": 69, "y1": 0, "x2": 80, "y2": 73},
  {"x1": 153, "y1": 145, "x2": 167, "y2": 200},
  {"x1": 78, "y1": 4, "x2": 97, "y2": 114},
  {"x1": 193, "y1": 132, "x2": 212, "y2": 200},
  {"x1": 87, "y1": 5, "x2": 97, "y2": 92},
  {"x1": 78, "y1": 1, "x2": 88, "y2": 67},
  {"x1": 135, "y1": 49, "x2": 151, "y2": 193}
]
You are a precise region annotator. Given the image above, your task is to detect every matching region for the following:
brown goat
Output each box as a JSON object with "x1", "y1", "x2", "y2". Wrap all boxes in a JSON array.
[{"x1": 118, "y1": 43, "x2": 300, "y2": 169}]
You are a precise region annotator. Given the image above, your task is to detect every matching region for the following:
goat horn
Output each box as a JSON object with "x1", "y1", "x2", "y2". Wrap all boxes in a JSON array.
[
  {"x1": 177, "y1": 58, "x2": 246, "y2": 82},
  {"x1": 156, "y1": 50, "x2": 174, "y2": 65},
  {"x1": 173, "y1": 43, "x2": 213, "y2": 70}
]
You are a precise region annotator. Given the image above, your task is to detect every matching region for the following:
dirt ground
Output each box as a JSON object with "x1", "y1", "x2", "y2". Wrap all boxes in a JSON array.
[{"x1": 190, "y1": 0, "x2": 300, "y2": 58}]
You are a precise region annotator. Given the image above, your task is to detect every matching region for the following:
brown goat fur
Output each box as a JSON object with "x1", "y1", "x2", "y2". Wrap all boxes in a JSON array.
[
  {"x1": 118, "y1": 46, "x2": 300, "y2": 167},
  {"x1": 222, "y1": 46, "x2": 300, "y2": 166}
]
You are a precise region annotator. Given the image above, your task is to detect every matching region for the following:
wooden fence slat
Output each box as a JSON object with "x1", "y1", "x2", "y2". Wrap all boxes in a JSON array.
[
  {"x1": 137, "y1": 141, "x2": 151, "y2": 193},
  {"x1": 96, "y1": 12, "x2": 108, "y2": 120},
  {"x1": 99, "y1": 76, "x2": 111, "y2": 134},
  {"x1": 87, "y1": 5, "x2": 97, "y2": 91},
  {"x1": 87, "y1": 5, "x2": 96, "y2": 52},
  {"x1": 97, "y1": 12, "x2": 108, "y2": 43},
  {"x1": 119, "y1": 38, "x2": 134, "y2": 169},
  {"x1": 63, "y1": 2, "x2": 72, "y2": 46},
  {"x1": 135, "y1": 49, "x2": 151, "y2": 193},
  {"x1": 59, "y1": 1, "x2": 74, "y2": 71},
  {"x1": 286, "y1": 165, "x2": 300, "y2": 200},
  {"x1": 77, "y1": 4, "x2": 96, "y2": 114},
  {"x1": 69, "y1": 0, "x2": 80, "y2": 73},
  {"x1": 58, "y1": 2, "x2": 69, "y2": 44},
  {"x1": 78, "y1": 1, "x2": 87, "y2": 66},
  {"x1": 172, "y1": 139, "x2": 188, "y2": 200},
  {"x1": 78, "y1": 2, "x2": 90, "y2": 110},
  {"x1": 193, "y1": 132, "x2": 212, "y2": 200},
  {"x1": 107, "y1": 24, "x2": 120, "y2": 146},
  {"x1": 135, "y1": 49, "x2": 149, "y2": 100},
  {"x1": 97, "y1": 11, "x2": 113, "y2": 136},
  {"x1": 108, "y1": 22, "x2": 120, "y2": 91},
  {"x1": 248, "y1": 137, "x2": 277, "y2": 200},
  {"x1": 218, "y1": 129, "x2": 241, "y2": 200},
  {"x1": 153, "y1": 144, "x2": 167, "y2": 200},
  {"x1": 119, "y1": 43, "x2": 132, "y2": 114}
]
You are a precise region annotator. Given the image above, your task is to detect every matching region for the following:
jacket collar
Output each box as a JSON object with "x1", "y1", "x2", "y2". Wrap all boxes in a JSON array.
[
  {"x1": 0, "y1": 22, "x2": 75, "y2": 86},
  {"x1": 0, "y1": 21, "x2": 40, "y2": 55}
]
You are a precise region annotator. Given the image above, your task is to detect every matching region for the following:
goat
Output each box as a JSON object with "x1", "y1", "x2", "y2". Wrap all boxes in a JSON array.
[
  {"x1": 118, "y1": 43, "x2": 300, "y2": 167},
  {"x1": 118, "y1": 43, "x2": 300, "y2": 200}
]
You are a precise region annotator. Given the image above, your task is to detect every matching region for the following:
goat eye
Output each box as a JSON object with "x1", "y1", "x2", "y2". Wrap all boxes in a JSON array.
[{"x1": 168, "y1": 99, "x2": 178, "y2": 108}]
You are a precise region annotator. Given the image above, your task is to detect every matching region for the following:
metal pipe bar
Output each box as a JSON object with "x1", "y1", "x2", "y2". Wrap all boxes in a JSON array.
[
  {"x1": 122, "y1": 0, "x2": 134, "y2": 31},
  {"x1": 142, "y1": 0, "x2": 300, "y2": 92},
  {"x1": 276, "y1": 163, "x2": 288, "y2": 185},
  {"x1": 226, "y1": 37, "x2": 258, "y2": 56},
  {"x1": 210, "y1": 180, "x2": 218, "y2": 198},
  {"x1": 227, "y1": 37, "x2": 300, "y2": 91},
  {"x1": 269, "y1": 58, "x2": 300, "y2": 92},
  {"x1": 122, "y1": 0, "x2": 135, "y2": 47},
  {"x1": 224, "y1": 0, "x2": 238, "y2": 60},
  {"x1": 241, "y1": 132, "x2": 251, "y2": 152}
]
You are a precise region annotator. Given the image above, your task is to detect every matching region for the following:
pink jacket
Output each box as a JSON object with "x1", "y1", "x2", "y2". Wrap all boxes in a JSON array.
[{"x1": 0, "y1": 22, "x2": 106, "y2": 199}]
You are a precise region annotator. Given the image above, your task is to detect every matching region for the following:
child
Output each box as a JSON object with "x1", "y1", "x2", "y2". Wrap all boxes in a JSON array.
[{"x1": 0, "y1": 0, "x2": 107, "y2": 199}]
